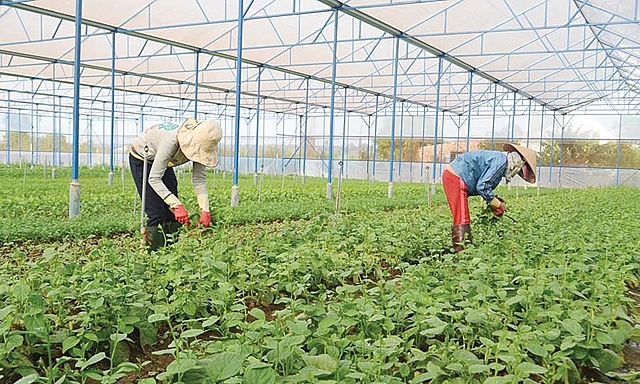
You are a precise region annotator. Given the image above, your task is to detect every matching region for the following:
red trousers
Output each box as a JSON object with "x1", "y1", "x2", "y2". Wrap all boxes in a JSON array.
[{"x1": 442, "y1": 168, "x2": 470, "y2": 225}]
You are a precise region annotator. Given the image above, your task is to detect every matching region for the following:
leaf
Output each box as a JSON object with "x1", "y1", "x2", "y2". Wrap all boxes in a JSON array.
[
  {"x1": 524, "y1": 342, "x2": 548, "y2": 357},
  {"x1": 249, "y1": 308, "x2": 266, "y2": 321},
  {"x1": 0, "y1": 305, "x2": 15, "y2": 320},
  {"x1": 14, "y1": 373, "x2": 39, "y2": 384},
  {"x1": 451, "y1": 350, "x2": 480, "y2": 365},
  {"x1": 301, "y1": 354, "x2": 339, "y2": 373},
  {"x1": 166, "y1": 358, "x2": 198, "y2": 375},
  {"x1": 203, "y1": 352, "x2": 243, "y2": 380},
  {"x1": 562, "y1": 319, "x2": 583, "y2": 336},
  {"x1": 180, "y1": 329, "x2": 205, "y2": 339},
  {"x1": 62, "y1": 336, "x2": 80, "y2": 353},
  {"x1": 243, "y1": 365, "x2": 276, "y2": 384},
  {"x1": 516, "y1": 362, "x2": 548, "y2": 375},
  {"x1": 78, "y1": 352, "x2": 106, "y2": 371},
  {"x1": 483, "y1": 376, "x2": 516, "y2": 384},
  {"x1": 592, "y1": 349, "x2": 621, "y2": 373},
  {"x1": 203, "y1": 315, "x2": 220, "y2": 328},
  {"x1": 505, "y1": 295, "x2": 525, "y2": 306},
  {"x1": 110, "y1": 333, "x2": 128, "y2": 343},
  {"x1": 148, "y1": 313, "x2": 168, "y2": 323},
  {"x1": 5, "y1": 334, "x2": 23, "y2": 352}
]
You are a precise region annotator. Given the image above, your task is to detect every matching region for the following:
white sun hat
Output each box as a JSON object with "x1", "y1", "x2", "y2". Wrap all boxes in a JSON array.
[{"x1": 176, "y1": 118, "x2": 223, "y2": 168}]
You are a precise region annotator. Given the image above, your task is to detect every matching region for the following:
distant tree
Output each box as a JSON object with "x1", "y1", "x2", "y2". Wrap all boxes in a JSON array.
[{"x1": 375, "y1": 139, "x2": 424, "y2": 161}]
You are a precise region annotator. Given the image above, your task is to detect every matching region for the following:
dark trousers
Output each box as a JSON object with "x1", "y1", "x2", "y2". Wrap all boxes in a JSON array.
[{"x1": 129, "y1": 154, "x2": 179, "y2": 227}]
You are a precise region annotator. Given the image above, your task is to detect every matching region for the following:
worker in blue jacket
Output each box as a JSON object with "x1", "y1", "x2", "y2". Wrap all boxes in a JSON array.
[{"x1": 442, "y1": 143, "x2": 537, "y2": 252}]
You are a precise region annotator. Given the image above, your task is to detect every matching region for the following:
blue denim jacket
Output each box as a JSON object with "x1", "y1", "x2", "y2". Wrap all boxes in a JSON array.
[{"x1": 449, "y1": 150, "x2": 507, "y2": 203}]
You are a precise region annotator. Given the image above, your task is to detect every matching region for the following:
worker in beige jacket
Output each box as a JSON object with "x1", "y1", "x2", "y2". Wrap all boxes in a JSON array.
[{"x1": 129, "y1": 118, "x2": 222, "y2": 249}]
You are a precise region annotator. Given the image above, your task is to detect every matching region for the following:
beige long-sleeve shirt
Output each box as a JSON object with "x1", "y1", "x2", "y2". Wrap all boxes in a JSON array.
[{"x1": 130, "y1": 122, "x2": 210, "y2": 212}]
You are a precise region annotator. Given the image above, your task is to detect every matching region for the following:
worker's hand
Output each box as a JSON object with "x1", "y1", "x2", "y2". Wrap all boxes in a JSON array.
[
  {"x1": 489, "y1": 196, "x2": 507, "y2": 217},
  {"x1": 492, "y1": 204, "x2": 506, "y2": 217},
  {"x1": 198, "y1": 211, "x2": 211, "y2": 228},
  {"x1": 172, "y1": 205, "x2": 190, "y2": 227}
]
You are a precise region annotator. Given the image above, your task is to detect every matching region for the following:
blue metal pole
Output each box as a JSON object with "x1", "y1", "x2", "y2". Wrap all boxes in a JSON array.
[
  {"x1": 432, "y1": 56, "x2": 443, "y2": 188},
  {"x1": 491, "y1": 83, "x2": 497, "y2": 150},
  {"x1": 466, "y1": 71, "x2": 473, "y2": 152},
  {"x1": 372, "y1": 95, "x2": 379, "y2": 180},
  {"x1": 559, "y1": 115, "x2": 565, "y2": 187},
  {"x1": 538, "y1": 108, "x2": 544, "y2": 184},
  {"x1": 231, "y1": 0, "x2": 244, "y2": 206},
  {"x1": 58, "y1": 96, "x2": 62, "y2": 167},
  {"x1": 388, "y1": 37, "x2": 400, "y2": 197},
  {"x1": 327, "y1": 8, "x2": 339, "y2": 200},
  {"x1": 52, "y1": 91, "x2": 56, "y2": 169},
  {"x1": 194, "y1": 51, "x2": 200, "y2": 119},
  {"x1": 109, "y1": 31, "x2": 115, "y2": 185},
  {"x1": 549, "y1": 111, "x2": 556, "y2": 186},
  {"x1": 254, "y1": 67, "x2": 263, "y2": 183},
  {"x1": 526, "y1": 98, "x2": 532, "y2": 147},
  {"x1": 511, "y1": 90, "x2": 517, "y2": 142},
  {"x1": 6, "y1": 91, "x2": 10, "y2": 166},
  {"x1": 398, "y1": 101, "x2": 404, "y2": 179},
  {"x1": 421, "y1": 105, "x2": 426, "y2": 179},
  {"x1": 616, "y1": 115, "x2": 622, "y2": 185},
  {"x1": 341, "y1": 87, "x2": 347, "y2": 174},
  {"x1": 69, "y1": 0, "x2": 83, "y2": 218},
  {"x1": 302, "y1": 77, "x2": 309, "y2": 183}
]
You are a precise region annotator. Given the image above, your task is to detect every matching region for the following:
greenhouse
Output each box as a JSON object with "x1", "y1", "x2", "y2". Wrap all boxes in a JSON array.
[{"x1": 2, "y1": 0, "x2": 640, "y2": 383}]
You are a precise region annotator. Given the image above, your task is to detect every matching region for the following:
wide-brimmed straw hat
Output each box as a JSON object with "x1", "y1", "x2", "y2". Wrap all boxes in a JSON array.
[
  {"x1": 503, "y1": 143, "x2": 537, "y2": 184},
  {"x1": 177, "y1": 118, "x2": 223, "y2": 168}
]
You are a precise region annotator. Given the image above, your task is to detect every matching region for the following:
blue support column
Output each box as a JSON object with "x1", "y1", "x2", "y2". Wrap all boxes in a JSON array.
[
  {"x1": 466, "y1": 71, "x2": 473, "y2": 152},
  {"x1": 388, "y1": 36, "x2": 400, "y2": 198},
  {"x1": 30, "y1": 94, "x2": 34, "y2": 166},
  {"x1": 5, "y1": 91, "x2": 10, "y2": 166},
  {"x1": 526, "y1": 99, "x2": 532, "y2": 147},
  {"x1": 231, "y1": 0, "x2": 245, "y2": 207},
  {"x1": 69, "y1": 0, "x2": 83, "y2": 218},
  {"x1": 372, "y1": 95, "x2": 379, "y2": 181},
  {"x1": 326, "y1": 8, "x2": 339, "y2": 200},
  {"x1": 109, "y1": 31, "x2": 116, "y2": 185},
  {"x1": 511, "y1": 90, "x2": 517, "y2": 142},
  {"x1": 58, "y1": 96, "x2": 62, "y2": 167},
  {"x1": 616, "y1": 115, "x2": 622, "y2": 185},
  {"x1": 194, "y1": 51, "x2": 200, "y2": 118},
  {"x1": 431, "y1": 56, "x2": 443, "y2": 194},
  {"x1": 538, "y1": 108, "x2": 544, "y2": 187},
  {"x1": 341, "y1": 87, "x2": 347, "y2": 173},
  {"x1": 397, "y1": 101, "x2": 404, "y2": 179},
  {"x1": 420, "y1": 105, "x2": 426, "y2": 179},
  {"x1": 491, "y1": 83, "x2": 497, "y2": 150},
  {"x1": 52, "y1": 92, "x2": 56, "y2": 170},
  {"x1": 558, "y1": 115, "x2": 565, "y2": 187},
  {"x1": 302, "y1": 77, "x2": 309, "y2": 184},
  {"x1": 548, "y1": 111, "x2": 556, "y2": 186},
  {"x1": 254, "y1": 67, "x2": 263, "y2": 184}
]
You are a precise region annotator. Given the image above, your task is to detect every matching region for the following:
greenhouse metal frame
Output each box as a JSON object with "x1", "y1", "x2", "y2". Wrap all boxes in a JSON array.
[{"x1": 1, "y1": 0, "x2": 640, "y2": 214}]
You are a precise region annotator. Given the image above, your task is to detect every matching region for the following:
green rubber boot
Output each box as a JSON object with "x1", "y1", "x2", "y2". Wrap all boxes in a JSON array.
[
  {"x1": 143, "y1": 226, "x2": 165, "y2": 251},
  {"x1": 160, "y1": 221, "x2": 182, "y2": 247}
]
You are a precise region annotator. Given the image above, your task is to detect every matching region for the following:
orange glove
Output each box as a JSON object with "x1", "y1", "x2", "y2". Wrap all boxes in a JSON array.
[
  {"x1": 172, "y1": 205, "x2": 190, "y2": 227},
  {"x1": 198, "y1": 211, "x2": 211, "y2": 228}
]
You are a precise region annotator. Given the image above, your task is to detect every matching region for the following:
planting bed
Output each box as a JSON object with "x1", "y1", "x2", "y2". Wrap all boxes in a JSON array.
[{"x1": 1, "y1": 166, "x2": 640, "y2": 383}]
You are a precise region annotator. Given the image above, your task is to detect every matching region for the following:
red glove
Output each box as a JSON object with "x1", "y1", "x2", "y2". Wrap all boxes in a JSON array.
[
  {"x1": 198, "y1": 211, "x2": 211, "y2": 228},
  {"x1": 493, "y1": 204, "x2": 506, "y2": 217},
  {"x1": 172, "y1": 205, "x2": 190, "y2": 227}
]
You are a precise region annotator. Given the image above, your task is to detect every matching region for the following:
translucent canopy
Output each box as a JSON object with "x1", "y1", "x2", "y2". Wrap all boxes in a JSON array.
[{"x1": 0, "y1": 0, "x2": 638, "y2": 117}]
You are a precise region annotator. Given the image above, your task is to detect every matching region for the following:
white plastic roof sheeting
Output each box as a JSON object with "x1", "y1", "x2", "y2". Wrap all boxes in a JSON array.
[{"x1": 0, "y1": 0, "x2": 639, "y2": 118}]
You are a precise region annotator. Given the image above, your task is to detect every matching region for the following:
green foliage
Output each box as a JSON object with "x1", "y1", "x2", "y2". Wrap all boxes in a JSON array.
[{"x1": 1, "y1": 165, "x2": 640, "y2": 383}]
